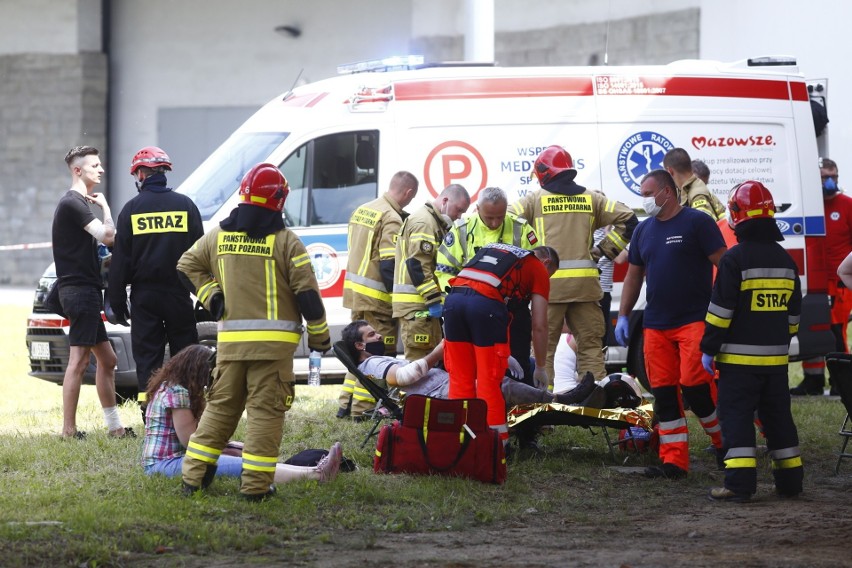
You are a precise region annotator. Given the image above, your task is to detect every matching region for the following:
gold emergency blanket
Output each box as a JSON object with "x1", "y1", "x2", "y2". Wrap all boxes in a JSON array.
[{"x1": 507, "y1": 401, "x2": 655, "y2": 432}]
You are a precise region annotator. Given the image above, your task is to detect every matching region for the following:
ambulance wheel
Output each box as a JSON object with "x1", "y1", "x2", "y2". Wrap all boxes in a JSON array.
[
  {"x1": 627, "y1": 330, "x2": 651, "y2": 393},
  {"x1": 196, "y1": 321, "x2": 218, "y2": 349}
]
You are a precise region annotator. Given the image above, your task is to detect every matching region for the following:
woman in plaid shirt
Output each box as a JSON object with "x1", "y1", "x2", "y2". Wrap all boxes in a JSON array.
[{"x1": 141, "y1": 344, "x2": 342, "y2": 483}]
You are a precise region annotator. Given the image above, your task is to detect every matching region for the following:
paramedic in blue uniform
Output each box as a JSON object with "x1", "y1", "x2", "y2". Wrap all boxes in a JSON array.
[
  {"x1": 701, "y1": 181, "x2": 803, "y2": 502},
  {"x1": 108, "y1": 147, "x2": 204, "y2": 418}
]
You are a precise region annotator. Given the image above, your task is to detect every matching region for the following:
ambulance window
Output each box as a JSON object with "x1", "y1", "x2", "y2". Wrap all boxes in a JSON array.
[
  {"x1": 279, "y1": 146, "x2": 307, "y2": 227},
  {"x1": 308, "y1": 130, "x2": 378, "y2": 226},
  {"x1": 177, "y1": 131, "x2": 289, "y2": 221}
]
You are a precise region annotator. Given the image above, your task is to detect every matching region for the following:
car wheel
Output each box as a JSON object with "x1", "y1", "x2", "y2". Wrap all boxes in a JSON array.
[
  {"x1": 197, "y1": 321, "x2": 218, "y2": 349},
  {"x1": 627, "y1": 328, "x2": 651, "y2": 393}
]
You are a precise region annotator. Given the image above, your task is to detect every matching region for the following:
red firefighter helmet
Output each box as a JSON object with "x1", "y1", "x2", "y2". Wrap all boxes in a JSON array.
[
  {"x1": 533, "y1": 145, "x2": 577, "y2": 185},
  {"x1": 129, "y1": 146, "x2": 172, "y2": 175},
  {"x1": 238, "y1": 163, "x2": 289, "y2": 212},
  {"x1": 727, "y1": 180, "x2": 776, "y2": 227}
]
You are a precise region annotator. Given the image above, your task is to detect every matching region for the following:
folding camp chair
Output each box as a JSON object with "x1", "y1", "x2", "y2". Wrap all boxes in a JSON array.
[
  {"x1": 332, "y1": 341, "x2": 404, "y2": 448},
  {"x1": 825, "y1": 352, "x2": 852, "y2": 474}
]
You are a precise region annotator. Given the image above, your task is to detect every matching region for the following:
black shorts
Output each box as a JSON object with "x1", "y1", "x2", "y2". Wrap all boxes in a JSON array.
[{"x1": 59, "y1": 285, "x2": 108, "y2": 346}]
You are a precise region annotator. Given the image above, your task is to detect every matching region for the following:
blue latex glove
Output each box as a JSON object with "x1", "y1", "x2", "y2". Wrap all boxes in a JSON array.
[
  {"x1": 614, "y1": 315, "x2": 630, "y2": 347},
  {"x1": 701, "y1": 353, "x2": 716, "y2": 376},
  {"x1": 427, "y1": 303, "x2": 443, "y2": 318}
]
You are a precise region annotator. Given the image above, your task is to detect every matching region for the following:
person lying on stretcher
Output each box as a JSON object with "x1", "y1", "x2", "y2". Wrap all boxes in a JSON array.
[{"x1": 341, "y1": 320, "x2": 602, "y2": 408}]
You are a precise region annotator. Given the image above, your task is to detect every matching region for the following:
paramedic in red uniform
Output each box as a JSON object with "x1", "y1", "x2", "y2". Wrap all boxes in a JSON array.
[
  {"x1": 108, "y1": 147, "x2": 204, "y2": 418},
  {"x1": 443, "y1": 244, "x2": 558, "y2": 447},
  {"x1": 177, "y1": 163, "x2": 330, "y2": 500},
  {"x1": 701, "y1": 181, "x2": 803, "y2": 502},
  {"x1": 616, "y1": 169, "x2": 726, "y2": 479},
  {"x1": 793, "y1": 158, "x2": 852, "y2": 395}
]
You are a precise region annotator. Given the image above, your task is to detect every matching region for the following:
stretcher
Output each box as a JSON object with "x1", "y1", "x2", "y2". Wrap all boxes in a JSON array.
[{"x1": 507, "y1": 401, "x2": 656, "y2": 461}]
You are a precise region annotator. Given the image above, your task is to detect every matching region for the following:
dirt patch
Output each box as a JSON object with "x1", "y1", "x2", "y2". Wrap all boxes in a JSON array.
[
  {"x1": 317, "y1": 477, "x2": 850, "y2": 568},
  {"x1": 135, "y1": 466, "x2": 851, "y2": 568}
]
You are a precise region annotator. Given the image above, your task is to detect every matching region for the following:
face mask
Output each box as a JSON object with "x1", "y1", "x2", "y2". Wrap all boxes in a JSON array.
[
  {"x1": 642, "y1": 196, "x2": 660, "y2": 217},
  {"x1": 823, "y1": 177, "x2": 838, "y2": 196},
  {"x1": 642, "y1": 192, "x2": 667, "y2": 217},
  {"x1": 363, "y1": 340, "x2": 386, "y2": 357},
  {"x1": 135, "y1": 179, "x2": 143, "y2": 192}
]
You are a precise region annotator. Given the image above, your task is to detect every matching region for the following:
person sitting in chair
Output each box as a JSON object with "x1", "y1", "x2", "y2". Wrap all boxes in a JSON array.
[{"x1": 341, "y1": 320, "x2": 600, "y2": 408}]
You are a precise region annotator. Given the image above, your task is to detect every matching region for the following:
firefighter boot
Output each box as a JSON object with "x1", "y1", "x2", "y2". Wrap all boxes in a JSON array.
[
  {"x1": 181, "y1": 464, "x2": 218, "y2": 496},
  {"x1": 336, "y1": 397, "x2": 352, "y2": 419},
  {"x1": 240, "y1": 484, "x2": 277, "y2": 502},
  {"x1": 708, "y1": 487, "x2": 751, "y2": 503},
  {"x1": 789, "y1": 374, "x2": 824, "y2": 396},
  {"x1": 513, "y1": 423, "x2": 544, "y2": 459}
]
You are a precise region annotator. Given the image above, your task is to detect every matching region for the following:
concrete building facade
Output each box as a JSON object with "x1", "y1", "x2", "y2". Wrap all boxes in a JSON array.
[{"x1": 0, "y1": 0, "x2": 845, "y2": 284}]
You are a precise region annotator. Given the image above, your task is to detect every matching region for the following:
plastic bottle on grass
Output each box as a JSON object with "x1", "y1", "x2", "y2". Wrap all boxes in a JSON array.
[{"x1": 308, "y1": 351, "x2": 322, "y2": 386}]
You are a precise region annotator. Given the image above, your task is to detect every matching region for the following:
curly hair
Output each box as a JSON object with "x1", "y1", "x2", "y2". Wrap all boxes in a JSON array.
[{"x1": 145, "y1": 344, "x2": 214, "y2": 420}]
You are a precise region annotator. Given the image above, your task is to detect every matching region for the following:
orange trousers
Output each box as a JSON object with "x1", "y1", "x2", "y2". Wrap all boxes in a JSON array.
[{"x1": 644, "y1": 321, "x2": 723, "y2": 471}]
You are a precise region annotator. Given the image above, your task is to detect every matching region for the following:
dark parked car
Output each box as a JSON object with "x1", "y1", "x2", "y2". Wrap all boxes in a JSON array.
[
  {"x1": 26, "y1": 264, "x2": 343, "y2": 394},
  {"x1": 25, "y1": 263, "x2": 218, "y2": 399}
]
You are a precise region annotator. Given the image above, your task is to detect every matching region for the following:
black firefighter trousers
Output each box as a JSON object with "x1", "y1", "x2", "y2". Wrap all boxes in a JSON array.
[
  {"x1": 716, "y1": 367, "x2": 803, "y2": 497},
  {"x1": 131, "y1": 287, "x2": 198, "y2": 393}
]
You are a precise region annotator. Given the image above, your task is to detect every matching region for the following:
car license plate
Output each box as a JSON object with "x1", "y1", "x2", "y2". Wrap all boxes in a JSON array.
[{"x1": 30, "y1": 341, "x2": 51, "y2": 360}]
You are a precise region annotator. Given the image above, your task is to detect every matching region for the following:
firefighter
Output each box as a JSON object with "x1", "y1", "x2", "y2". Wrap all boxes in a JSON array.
[
  {"x1": 663, "y1": 147, "x2": 727, "y2": 221},
  {"x1": 436, "y1": 186, "x2": 540, "y2": 385},
  {"x1": 392, "y1": 184, "x2": 470, "y2": 360},
  {"x1": 443, "y1": 244, "x2": 559, "y2": 447},
  {"x1": 337, "y1": 171, "x2": 418, "y2": 418},
  {"x1": 108, "y1": 146, "x2": 204, "y2": 420},
  {"x1": 616, "y1": 169, "x2": 726, "y2": 479},
  {"x1": 793, "y1": 158, "x2": 852, "y2": 396},
  {"x1": 511, "y1": 145, "x2": 638, "y2": 386},
  {"x1": 176, "y1": 163, "x2": 330, "y2": 500},
  {"x1": 702, "y1": 180, "x2": 803, "y2": 502}
]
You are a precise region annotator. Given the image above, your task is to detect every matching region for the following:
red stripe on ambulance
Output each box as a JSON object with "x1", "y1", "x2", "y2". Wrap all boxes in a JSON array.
[
  {"x1": 394, "y1": 77, "x2": 595, "y2": 101},
  {"x1": 393, "y1": 77, "x2": 808, "y2": 102}
]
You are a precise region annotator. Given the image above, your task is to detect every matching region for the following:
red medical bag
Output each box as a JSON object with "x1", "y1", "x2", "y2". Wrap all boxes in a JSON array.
[{"x1": 373, "y1": 395, "x2": 506, "y2": 484}]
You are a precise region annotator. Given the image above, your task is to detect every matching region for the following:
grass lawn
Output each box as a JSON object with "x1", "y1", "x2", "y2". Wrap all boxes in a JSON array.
[{"x1": 1, "y1": 301, "x2": 850, "y2": 567}]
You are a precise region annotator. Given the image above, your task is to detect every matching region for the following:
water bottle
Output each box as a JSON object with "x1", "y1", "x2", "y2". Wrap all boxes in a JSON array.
[
  {"x1": 308, "y1": 350, "x2": 322, "y2": 386},
  {"x1": 97, "y1": 244, "x2": 111, "y2": 287}
]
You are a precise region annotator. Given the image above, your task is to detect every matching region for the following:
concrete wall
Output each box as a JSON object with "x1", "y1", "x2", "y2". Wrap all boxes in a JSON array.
[
  {"x1": 108, "y1": 0, "x2": 413, "y2": 208},
  {"x1": 412, "y1": 0, "x2": 699, "y2": 66},
  {"x1": 4, "y1": 0, "x2": 848, "y2": 286},
  {"x1": 0, "y1": 0, "x2": 106, "y2": 285},
  {"x1": 0, "y1": 0, "x2": 101, "y2": 53}
]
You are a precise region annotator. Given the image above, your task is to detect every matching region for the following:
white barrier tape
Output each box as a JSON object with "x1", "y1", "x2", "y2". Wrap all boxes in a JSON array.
[{"x1": 0, "y1": 241, "x2": 52, "y2": 251}]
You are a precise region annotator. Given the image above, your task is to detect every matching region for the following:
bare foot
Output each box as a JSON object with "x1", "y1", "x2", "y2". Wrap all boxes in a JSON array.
[
  {"x1": 316, "y1": 442, "x2": 343, "y2": 483},
  {"x1": 108, "y1": 427, "x2": 136, "y2": 439}
]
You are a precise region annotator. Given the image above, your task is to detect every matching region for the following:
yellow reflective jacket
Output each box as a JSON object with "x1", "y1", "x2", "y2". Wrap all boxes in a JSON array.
[
  {"x1": 511, "y1": 189, "x2": 636, "y2": 302},
  {"x1": 342, "y1": 193, "x2": 406, "y2": 315},
  {"x1": 681, "y1": 175, "x2": 726, "y2": 221},
  {"x1": 435, "y1": 212, "x2": 538, "y2": 293},
  {"x1": 392, "y1": 202, "x2": 450, "y2": 317},
  {"x1": 177, "y1": 227, "x2": 329, "y2": 361}
]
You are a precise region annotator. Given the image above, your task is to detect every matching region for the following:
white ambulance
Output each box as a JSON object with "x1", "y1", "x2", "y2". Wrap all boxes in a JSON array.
[{"x1": 175, "y1": 55, "x2": 835, "y2": 382}]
